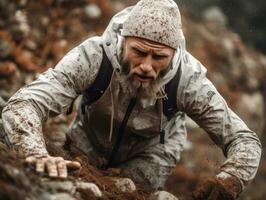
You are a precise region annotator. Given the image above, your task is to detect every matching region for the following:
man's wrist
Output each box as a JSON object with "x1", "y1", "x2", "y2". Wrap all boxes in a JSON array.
[
  {"x1": 25, "y1": 151, "x2": 50, "y2": 159},
  {"x1": 216, "y1": 171, "x2": 243, "y2": 199},
  {"x1": 216, "y1": 171, "x2": 244, "y2": 193}
]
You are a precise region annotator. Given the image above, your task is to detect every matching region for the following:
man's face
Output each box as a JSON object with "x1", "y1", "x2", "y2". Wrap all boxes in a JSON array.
[{"x1": 122, "y1": 37, "x2": 175, "y2": 92}]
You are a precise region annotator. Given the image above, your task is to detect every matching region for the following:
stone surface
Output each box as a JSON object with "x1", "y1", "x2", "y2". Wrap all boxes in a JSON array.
[
  {"x1": 84, "y1": 4, "x2": 102, "y2": 19},
  {"x1": 0, "y1": 38, "x2": 11, "y2": 59},
  {"x1": 113, "y1": 177, "x2": 136, "y2": 193},
  {"x1": 0, "y1": 96, "x2": 6, "y2": 112},
  {"x1": 42, "y1": 180, "x2": 74, "y2": 193},
  {"x1": 112, "y1": 1, "x2": 126, "y2": 13},
  {"x1": 149, "y1": 191, "x2": 179, "y2": 200},
  {"x1": 75, "y1": 182, "x2": 102, "y2": 198},
  {"x1": 0, "y1": 62, "x2": 17, "y2": 77},
  {"x1": 39, "y1": 193, "x2": 74, "y2": 200},
  {"x1": 10, "y1": 10, "x2": 30, "y2": 41},
  {"x1": 203, "y1": 6, "x2": 227, "y2": 26},
  {"x1": 235, "y1": 93, "x2": 265, "y2": 138}
]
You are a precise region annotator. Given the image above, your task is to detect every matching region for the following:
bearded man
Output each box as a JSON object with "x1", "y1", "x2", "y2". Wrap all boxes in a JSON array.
[{"x1": 1, "y1": 0, "x2": 261, "y2": 199}]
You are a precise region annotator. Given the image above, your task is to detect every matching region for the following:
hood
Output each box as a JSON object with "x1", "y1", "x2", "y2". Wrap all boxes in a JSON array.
[
  {"x1": 101, "y1": 6, "x2": 187, "y2": 141},
  {"x1": 102, "y1": 6, "x2": 187, "y2": 87}
]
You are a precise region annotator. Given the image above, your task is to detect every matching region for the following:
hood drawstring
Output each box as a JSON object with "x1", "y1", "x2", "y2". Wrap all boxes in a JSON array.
[
  {"x1": 159, "y1": 98, "x2": 165, "y2": 144},
  {"x1": 109, "y1": 81, "x2": 115, "y2": 142}
]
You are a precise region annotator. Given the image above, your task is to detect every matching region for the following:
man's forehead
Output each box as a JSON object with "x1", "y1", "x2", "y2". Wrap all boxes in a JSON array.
[{"x1": 125, "y1": 36, "x2": 174, "y2": 51}]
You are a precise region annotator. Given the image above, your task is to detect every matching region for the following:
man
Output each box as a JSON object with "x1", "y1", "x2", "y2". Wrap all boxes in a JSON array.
[{"x1": 1, "y1": 0, "x2": 261, "y2": 199}]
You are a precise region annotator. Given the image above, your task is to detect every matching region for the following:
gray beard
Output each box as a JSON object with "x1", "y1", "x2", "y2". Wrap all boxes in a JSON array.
[
  {"x1": 119, "y1": 73, "x2": 163, "y2": 99},
  {"x1": 119, "y1": 61, "x2": 166, "y2": 99}
]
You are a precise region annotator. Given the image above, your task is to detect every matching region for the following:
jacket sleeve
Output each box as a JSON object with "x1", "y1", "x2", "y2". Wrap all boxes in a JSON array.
[
  {"x1": 1, "y1": 38, "x2": 103, "y2": 157},
  {"x1": 177, "y1": 53, "x2": 262, "y2": 188}
]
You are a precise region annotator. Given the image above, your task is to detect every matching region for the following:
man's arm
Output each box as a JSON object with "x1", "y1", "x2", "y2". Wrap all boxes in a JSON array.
[
  {"x1": 1, "y1": 38, "x2": 103, "y2": 176},
  {"x1": 177, "y1": 53, "x2": 261, "y2": 197}
]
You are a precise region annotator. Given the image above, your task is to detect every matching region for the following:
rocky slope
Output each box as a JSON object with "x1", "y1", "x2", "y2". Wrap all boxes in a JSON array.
[{"x1": 0, "y1": 0, "x2": 266, "y2": 199}]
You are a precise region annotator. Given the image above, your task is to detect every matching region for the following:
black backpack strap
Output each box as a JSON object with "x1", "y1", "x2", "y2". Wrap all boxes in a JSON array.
[
  {"x1": 104, "y1": 96, "x2": 138, "y2": 169},
  {"x1": 160, "y1": 62, "x2": 182, "y2": 144},
  {"x1": 80, "y1": 47, "x2": 114, "y2": 114},
  {"x1": 163, "y1": 62, "x2": 182, "y2": 120}
]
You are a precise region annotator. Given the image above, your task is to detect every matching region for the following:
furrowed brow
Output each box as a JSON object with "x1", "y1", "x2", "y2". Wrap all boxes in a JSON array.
[
  {"x1": 131, "y1": 46, "x2": 147, "y2": 54},
  {"x1": 153, "y1": 51, "x2": 171, "y2": 57}
]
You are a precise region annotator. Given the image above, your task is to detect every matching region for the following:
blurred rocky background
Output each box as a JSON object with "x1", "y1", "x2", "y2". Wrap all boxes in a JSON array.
[
  {"x1": 180, "y1": 0, "x2": 266, "y2": 54},
  {"x1": 0, "y1": 0, "x2": 266, "y2": 199}
]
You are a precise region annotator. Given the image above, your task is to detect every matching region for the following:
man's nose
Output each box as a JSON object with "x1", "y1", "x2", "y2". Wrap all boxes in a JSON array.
[{"x1": 140, "y1": 56, "x2": 153, "y2": 73}]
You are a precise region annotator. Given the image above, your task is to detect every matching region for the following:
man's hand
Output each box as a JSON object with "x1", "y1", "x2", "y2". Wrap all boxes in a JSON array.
[
  {"x1": 192, "y1": 176, "x2": 242, "y2": 200},
  {"x1": 25, "y1": 155, "x2": 81, "y2": 178}
]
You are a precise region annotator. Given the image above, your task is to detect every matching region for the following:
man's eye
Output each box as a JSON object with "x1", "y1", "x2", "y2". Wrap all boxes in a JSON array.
[
  {"x1": 134, "y1": 50, "x2": 146, "y2": 57},
  {"x1": 152, "y1": 55, "x2": 166, "y2": 60}
]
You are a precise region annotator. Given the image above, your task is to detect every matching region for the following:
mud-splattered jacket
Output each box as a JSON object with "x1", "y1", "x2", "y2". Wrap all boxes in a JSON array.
[{"x1": 1, "y1": 7, "x2": 261, "y2": 189}]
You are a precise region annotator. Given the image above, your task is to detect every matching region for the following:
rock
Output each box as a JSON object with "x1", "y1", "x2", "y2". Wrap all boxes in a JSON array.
[
  {"x1": 39, "y1": 193, "x2": 74, "y2": 200},
  {"x1": 24, "y1": 72, "x2": 37, "y2": 85},
  {"x1": 234, "y1": 92, "x2": 265, "y2": 138},
  {"x1": 241, "y1": 55, "x2": 261, "y2": 90},
  {"x1": 112, "y1": 1, "x2": 126, "y2": 13},
  {"x1": 52, "y1": 40, "x2": 68, "y2": 62},
  {"x1": 0, "y1": 62, "x2": 17, "y2": 77},
  {"x1": 221, "y1": 37, "x2": 236, "y2": 56},
  {"x1": 10, "y1": 10, "x2": 30, "y2": 41},
  {"x1": 12, "y1": 48, "x2": 38, "y2": 71},
  {"x1": 0, "y1": 0, "x2": 8, "y2": 18},
  {"x1": 17, "y1": 0, "x2": 28, "y2": 7},
  {"x1": 113, "y1": 178, "x2": 136, "y2": 193},
  {"x1": 75, "y1": 181, "x2": 102, "y2": 198},
  {"x1": 0, "y1": 38, "x2": 12, "y2": 59},
  {"x1": 0, "y1": 140, "x2": 7, "y2": 151},
  {"x1": 149, "y1": 191, "x2": 179, "y2": 200},
  {"x1": 0, "y1": 96, "x2": 6, "y2": 111},
  {"x1": 84, "y1": 4, "x2": 101, "y2": 19},
  {"x1": 40, "y1": 16, "x2": 50, "y2": 27},
  {"x1": 24, "y1": 38, "x2": 38, "y2": 51},
  {"x1": 42, "y1": 180, "x2": 74, "y2": 193},
  {"x1": 203, "y1": 6, "x2": 227, "y2": 26}
]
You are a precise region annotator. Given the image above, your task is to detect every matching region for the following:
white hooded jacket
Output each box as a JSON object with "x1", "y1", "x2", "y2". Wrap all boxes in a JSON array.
[{"x1": 2, "y1": 6, "x2": 261, "y2": 189}]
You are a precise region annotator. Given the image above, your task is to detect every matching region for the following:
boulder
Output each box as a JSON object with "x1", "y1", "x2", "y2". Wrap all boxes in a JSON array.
[
  {"x1": 235, "y1": 92, "x2": 265, "y2": 138},
  {"x1": 149, "y1": 191, "x2": 179, "y2": 200},
  {"x1": 113, "y1": 177, "x2": 136, "y2": 193}
]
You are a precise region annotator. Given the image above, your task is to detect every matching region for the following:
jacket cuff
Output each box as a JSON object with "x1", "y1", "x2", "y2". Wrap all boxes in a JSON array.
[{"x1": 216, "y1": 171, "x2": 245, "y2": 193}]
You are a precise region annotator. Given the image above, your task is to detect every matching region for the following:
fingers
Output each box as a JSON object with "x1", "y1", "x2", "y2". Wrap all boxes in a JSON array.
[
  {"x1": 57, "y1": 158, "x2": 67, "y2": 178},
  {"x1": 36, "y1": 158, "x2": 45, "y2": 173},
  {"x1": 46, "y1": 158, "x2": 58, "y2": 177},
  {"x1": 46, "y1": 157, "x2": 68, "y2": 178},
  {"x1": 26, "y1": 156, "x2": 81, "y2": 178},
  {"x1": 25, "y1": 156, "x2": 37, "y2": 163},
  {"x1": 66, "y1": 160, "x2": 81, "y2": 169}
]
